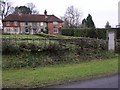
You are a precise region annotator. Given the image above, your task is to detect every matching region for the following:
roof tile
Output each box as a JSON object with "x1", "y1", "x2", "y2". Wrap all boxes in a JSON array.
[{"x1": 3, "y1": 14, "x2": 63, "y2": 22}]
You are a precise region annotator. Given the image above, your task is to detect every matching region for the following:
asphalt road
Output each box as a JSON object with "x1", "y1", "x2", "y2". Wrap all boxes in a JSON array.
[{"x1": 48, "y1": 75, "x2": 119, "y2": 88}]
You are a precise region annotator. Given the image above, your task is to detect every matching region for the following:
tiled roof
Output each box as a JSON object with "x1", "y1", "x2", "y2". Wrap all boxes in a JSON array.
[{"x1": 3, "y1": 14, "x2": 63, "y2": 22}]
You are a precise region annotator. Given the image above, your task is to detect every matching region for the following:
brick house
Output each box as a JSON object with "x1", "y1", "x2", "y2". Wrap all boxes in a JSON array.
[{"x1": 2, "y1": 11, "x2": 63, "y2": 34}]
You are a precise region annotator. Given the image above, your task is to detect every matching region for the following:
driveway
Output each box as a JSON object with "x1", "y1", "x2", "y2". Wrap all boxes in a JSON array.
[{"x1": 47, "y1": 75, "x2": 119, "y2": 88}]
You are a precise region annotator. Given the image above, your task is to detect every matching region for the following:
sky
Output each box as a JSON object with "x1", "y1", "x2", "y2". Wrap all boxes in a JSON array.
[{"x1": 2, "y1": 0, "x2": 120, "y2": 28}]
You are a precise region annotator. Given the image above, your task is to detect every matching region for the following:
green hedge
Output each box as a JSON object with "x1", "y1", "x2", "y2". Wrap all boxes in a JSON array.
[
  {"x1": 116, "y1": 29, "x2": 120, "y2": 39},
  {"x1": 61, "y1": 28, "x2": 107, "y2": 39},
  {"x1": 2, "y1": 38, "x2": 109, "y2": 68}
]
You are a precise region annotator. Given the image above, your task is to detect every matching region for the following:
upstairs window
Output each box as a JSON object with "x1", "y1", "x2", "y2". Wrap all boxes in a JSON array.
[
  {"x1": 6, "y1": 21, "x2": 10, "y2": 26},
  {"x1": 14, "y1": 21, "x2": 18, "y2": 26},
  {"x1": 40, "y1": 22, "x2": 44, "y2": 26},
  {"x1": 53, "y1": 22, "x2": 58, "y2": 25}
]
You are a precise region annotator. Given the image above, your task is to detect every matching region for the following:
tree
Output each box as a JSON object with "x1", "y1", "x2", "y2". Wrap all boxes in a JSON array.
[
  {"x1": 1, "y1": 0, "x2": 14, "y2": 20},
  {"x1": 64, "y1": 6, "x2": 82, "y2": 28},
  {"x1": 81, "y1": 18, "x2": 87, "y2": 28},
  {"x1": 86, "y1": 14, "x2": 95, "y2": 28},
  {"x1": 105, "y1": 21, "x2": 111, "y2": 28},
  {"x1": 26, "y1": 3, "x2": 39, "y2": 14},
  {"x1": 14, "y1": 6, "x2": 32, "y2": 14}
]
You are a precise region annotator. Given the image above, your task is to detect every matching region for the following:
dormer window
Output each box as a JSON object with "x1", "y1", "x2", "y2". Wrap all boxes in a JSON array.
[
  {"x1": 53, "y1": 22, "x2": 58, "y2": 25},
  {"x1": 6, "y1": 21, "x2": 10, "y2": 26},
  {"x1": 40, "y1": 22, "x2": 43, "y2": 26},
  {"x1": 14, "y1": 21, "x2": 18, "y2": 26}
]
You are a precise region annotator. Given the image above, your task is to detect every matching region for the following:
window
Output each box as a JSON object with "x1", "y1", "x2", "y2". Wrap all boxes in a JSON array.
[
  {"x1": 6, "y1": 29, "x2": 10, "y2": 33},
  {"x1": 40, "y1": 22, "x2": 44, "y2": 26},
  {"x1": 41, "y1": 28, "x2": 44, "y2": 32},
  {"x1": 25, "y1": 27, "x2": 29, "y2": 32},
  {"x1": 14, "y1": 28, "x2": 18, "y2": 32},
  {"x1": 53, "y1": 28, "x2": 58, "y2": 33},
  {"x1": 6, "y1": 21, "x2": 10, "y2": 26},
  {"x1": 53, "y1": 22, "x2": 58, "y2": 25},
  {"x1": 25, "y1": 22, "x2": 28, "y2": 25},
  {"x1": 14, "y1": 21, "x2": 18, "y2": 26}
]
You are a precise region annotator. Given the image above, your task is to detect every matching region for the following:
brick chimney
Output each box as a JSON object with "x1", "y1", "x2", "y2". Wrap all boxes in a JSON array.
[{"x1": 44, "y1": 10, "x2": 48, "y2": 19}]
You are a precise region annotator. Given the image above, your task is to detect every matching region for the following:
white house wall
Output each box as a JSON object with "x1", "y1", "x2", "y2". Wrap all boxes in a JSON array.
[
  {"x1": 4, "y1": 27, "x2": 20, "y2": 34},
  {"x1": 4, "y1": 22, "x2": 48, "y2": 34},
  {"x1": 20, "y1": 22, "x2": 26, "y2": 33}
]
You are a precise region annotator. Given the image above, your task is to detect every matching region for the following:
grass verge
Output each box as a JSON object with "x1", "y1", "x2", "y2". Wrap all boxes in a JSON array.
[{"x1": 2, "y1": 57, "x2": 118, "y2": 88}]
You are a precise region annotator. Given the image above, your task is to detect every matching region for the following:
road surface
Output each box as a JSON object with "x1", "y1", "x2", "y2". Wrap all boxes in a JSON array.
[{"x1": 48, "y1": 75, "x2": 119, "y2": 88}]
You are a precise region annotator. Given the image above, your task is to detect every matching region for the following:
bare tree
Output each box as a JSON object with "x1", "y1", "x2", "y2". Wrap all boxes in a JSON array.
[
  {"x1": 26, "y1": 2, "x2": 39, "y2": 14},
  {"x1": 1, "y1": 0, "x2": 14, "y2": 20},
  {"x1": 64, "y1": 6, "x2": 82, "y2": 28}
]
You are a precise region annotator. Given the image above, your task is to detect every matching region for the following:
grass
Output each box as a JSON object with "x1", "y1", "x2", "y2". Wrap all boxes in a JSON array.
[
  {"x1": 2, "y1": 34, "x2": 42, "y2": 39},
  {"x1": 2, "y1": 34, "x2": 58, "y2": 44},
  {"x1": 2, "y1": 57, "x2": 118, "y2": 88}
]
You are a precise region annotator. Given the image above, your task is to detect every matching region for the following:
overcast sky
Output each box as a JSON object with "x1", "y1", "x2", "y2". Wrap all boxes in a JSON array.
[{"x1": 7, "y1": 0, "x2": 120, "y2": 28}]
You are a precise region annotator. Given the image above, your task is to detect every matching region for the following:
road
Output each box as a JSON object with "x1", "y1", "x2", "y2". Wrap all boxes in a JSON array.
[{"x1": 47, "y1": 75, "x2": 119, "y2": 88}]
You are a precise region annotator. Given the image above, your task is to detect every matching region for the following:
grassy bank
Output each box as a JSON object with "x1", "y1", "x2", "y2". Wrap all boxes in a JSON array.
[{"x1": 2, "y1": 57, "x2": 118, "y2": 88}]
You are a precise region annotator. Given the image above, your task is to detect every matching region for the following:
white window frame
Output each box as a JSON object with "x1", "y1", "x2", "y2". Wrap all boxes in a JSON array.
[
  {"x1": 6, "y1": 29, "x2": 10, "y2": 33},
  {"x1": 6, "y1": 21, "x2": 10, "y2": 26},
  {"x1": 14, "y1": 28, "x2": 18, "y2": 32},
  {"x1": 53, "y1": 22, "x2": 58, "y2": 25},
  {"x1": 53, "y1": 28, "x2": 58, "y2": 33},
  {"x1": 40, "y1": 22, "x2": 44, "y2": 26},
  {"x1": 14, "y1": 21, "x2": 18, "y2": 26}
]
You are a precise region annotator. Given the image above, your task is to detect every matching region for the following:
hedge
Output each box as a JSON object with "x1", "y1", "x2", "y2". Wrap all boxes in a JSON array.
[
  {"x1": 116, "y1": 29, "x2": 120, "y2": 39},
  {"x1": 2, "y1": 38, "x2": 110, "y2": 68},
  {"x1": 61, "y1": 28, "x2": 107, "y2": 39}
]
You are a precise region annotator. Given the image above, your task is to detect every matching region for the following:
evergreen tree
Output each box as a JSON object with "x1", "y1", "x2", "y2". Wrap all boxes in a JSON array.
[
  {"x1": 86, "y1": 14, "x2": 95, "y2": 28},
  {"x1": 81, "y1": 18, "x2": 87, "y2": 28},
  {"x1": 105, "y1": 21, "x2": 111, "y2": 28}
]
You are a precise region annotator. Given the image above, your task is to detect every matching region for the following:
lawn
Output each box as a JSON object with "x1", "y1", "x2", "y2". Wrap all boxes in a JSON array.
[
  {"x1": 2, "y1": 34, "x2": 58, "y2": 44},
  {"x1": 2, "y1": 34, "x2": 42, "y2": 39},
  {"x1": 2, "y1": 57, "x2": 118, "y2": 88}
]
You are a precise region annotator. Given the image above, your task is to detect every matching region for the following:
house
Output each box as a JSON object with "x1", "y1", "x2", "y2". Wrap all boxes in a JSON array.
[{"x1": 2, "y1": 10, "x2": 63, "y2": 34}]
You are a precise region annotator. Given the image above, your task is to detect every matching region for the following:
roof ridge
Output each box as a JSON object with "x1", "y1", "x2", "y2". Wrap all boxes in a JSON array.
[{"x1": 3, "y1": 14, "x2": 63, "y2": 22}]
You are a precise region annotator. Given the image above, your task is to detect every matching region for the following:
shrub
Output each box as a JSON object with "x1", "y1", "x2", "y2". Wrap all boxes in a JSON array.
[
  {"x1": 61, "y1": 29, "x2": 74, "y2": 36},
  {"x1": 28, "y1": 43, "x2": 39, "y2": 53},
  {"x1": 19, "y1": 43, "x2": 29, "y2": 52},
  {"x1": 2, "y1": 40, "x2": 19, "y2": 55},
  {"x1": 96, "y1": 29, "x2": 107, "y2": 39},
  {"x1": 116, "y1": 29, "x2": 120, "y2": 39},
  {"x1": 61, "y1": 28, "x2": 107, "y2": 39},
  {"x1": 115, "y1": 41, "x2": 120, "y2": 53},
  {"x1": 2, "y1": 38, "x2": 110, "y2": 68}
]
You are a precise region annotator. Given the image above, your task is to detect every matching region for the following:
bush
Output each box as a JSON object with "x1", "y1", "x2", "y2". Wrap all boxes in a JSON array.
[
  {"x1": 116, "y1": 29, "x2": 120, "y2": 39},
  {"x1": 2, "y1": 38, "x2": 110, "y2": 68},
  {"x1": 61, "y1": 28, "x2": 107, "y2": 39},
  {"x1": 2, "y1": 40, "x2": 19, "y2": 55},
  {"x1": 115, "y1": 41, "x2": 120, "y2": 53},
  {"x1": 96, "y1": 29, "x2": 107, "y2": 39},
  {"x1": 61, "y1": 29, "x2": 74, "y2": 36},
  {"x1": 19, "y1": 43, "x2": 29, "y2": 52}
]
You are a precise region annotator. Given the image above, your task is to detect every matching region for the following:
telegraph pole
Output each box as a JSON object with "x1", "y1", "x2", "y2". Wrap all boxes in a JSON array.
[{"x1": 118, "y1": 1, "x2": 120, "y2": 27}]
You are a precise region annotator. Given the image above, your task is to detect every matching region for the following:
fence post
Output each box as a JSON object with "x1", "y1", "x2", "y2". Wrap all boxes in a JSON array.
[{"x1": 107, "y1": 29, "x2": 116, "y2": 52}]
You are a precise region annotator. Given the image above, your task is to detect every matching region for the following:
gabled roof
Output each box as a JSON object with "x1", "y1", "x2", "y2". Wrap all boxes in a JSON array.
[{"x1": 3, "y1": 14, "x2": 63, "y2": 23}]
